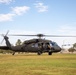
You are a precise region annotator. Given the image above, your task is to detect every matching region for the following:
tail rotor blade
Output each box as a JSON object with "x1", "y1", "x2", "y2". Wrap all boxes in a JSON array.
[
  {"x1": 0, "y1": 38, "x2": 4, "y2": 44},
  {"x1": 0, "y1": 34, "x2": 4, "y2": 44},
  {"x1": 0, "y1": 30, "x2": 9, "y2": 44},
  {"x1": 5, "y1": 30, "x2": 9, "y2": 36}
]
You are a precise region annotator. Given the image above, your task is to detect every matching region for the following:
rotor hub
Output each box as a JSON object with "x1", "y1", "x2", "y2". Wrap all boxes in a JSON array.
[{"x1": 37, "y1": 34, "x2": 44, "y2": 38}]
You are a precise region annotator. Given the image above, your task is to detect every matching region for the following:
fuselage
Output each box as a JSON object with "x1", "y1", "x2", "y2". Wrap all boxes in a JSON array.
[{"x1": 3, "y1": 36, "x2": 61, "y2": 55}]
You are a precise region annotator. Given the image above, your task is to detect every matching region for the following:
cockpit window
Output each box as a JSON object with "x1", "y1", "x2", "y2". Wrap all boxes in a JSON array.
[
  {"x1": 35, "y1": 43, "x2": 38, "y2": 47},
  {"x1": 48, "y1": 42, "x2": 52, "y2": 47},
  {"x1": 50, "y1": 42, "x2": 58, "y2": 46},
  {"x1": 32, "y1": 43, "x2": 38, "y2": 47},
  {"x1": 32, "y1": 44, "x2": 35, "y2": 47}
]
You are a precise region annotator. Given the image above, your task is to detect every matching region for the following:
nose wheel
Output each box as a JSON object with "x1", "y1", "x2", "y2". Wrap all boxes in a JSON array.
[
  {"x1": 48, "y1": 52, "x2": 52, "y2": 55},
  {"x1": 37, "y1": 51, "x2": 42, "y2": 55}
]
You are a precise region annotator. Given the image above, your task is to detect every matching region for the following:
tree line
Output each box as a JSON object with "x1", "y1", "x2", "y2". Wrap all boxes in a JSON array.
[{"x1": 68, "y1": 43, "x2": 76, "y2": 53}]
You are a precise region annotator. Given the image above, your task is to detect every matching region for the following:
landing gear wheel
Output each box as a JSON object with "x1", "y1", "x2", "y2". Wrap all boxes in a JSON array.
[
  {"x1": 37, "y1": 51, "x2": 42, "y2": 55},
  {"x1": 12, "y1": 52, "x2": 15, "y2": 55},
  {"x1": 48, "y1": 52, "x2": 52, "y2": 55}
]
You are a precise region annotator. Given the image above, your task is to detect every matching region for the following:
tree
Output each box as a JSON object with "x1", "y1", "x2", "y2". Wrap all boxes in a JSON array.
[
  {"x1": 73, "y1": 43, "x2": 76, "y2": 50},
  {"x1": 68, "y1": 43, "x2": 76, "y2": 53},
  {"x1": 68, "y1": 47, "x2": 75, "y2": 53},
  {"x1": 15, "y1": 39, "x2": 22, "y2": 46}
]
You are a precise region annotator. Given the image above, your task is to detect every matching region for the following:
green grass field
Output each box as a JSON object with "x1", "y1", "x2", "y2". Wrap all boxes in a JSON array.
[{"x1": 0, "y1": 53, "x2": 76, "y2": 75}]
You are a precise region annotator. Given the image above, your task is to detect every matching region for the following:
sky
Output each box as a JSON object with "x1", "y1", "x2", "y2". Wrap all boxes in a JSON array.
[{"x1": 0, "y1": 0, "x2": 76, "y2": 48}]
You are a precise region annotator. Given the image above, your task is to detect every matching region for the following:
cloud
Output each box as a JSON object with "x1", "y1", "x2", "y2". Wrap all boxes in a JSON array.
[
  {"x1": 0, "y1": 0, "x2": 14, "y2": 4},
  {"x1": 0, "y1": 6, "x2": 30, "y2": 22},
  {"x1": 12, "y1": 6, "x2": 30, "y2": 15},
  {"x1": 35, "y1": 2, "x2": 48, "y2": 12},
  {"x1": 0, "y1": 13, "x2": 15, "y2": 22}
]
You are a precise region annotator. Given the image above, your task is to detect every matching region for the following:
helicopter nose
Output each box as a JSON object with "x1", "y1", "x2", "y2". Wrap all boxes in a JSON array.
[
  {"x1": 54, "y1": 47, "x2": 61, "y2": 52},
  {"x1": 58, "y1": 47, "x2": 62, "y2": 52},
  {"x1": 58, "y1": 48, "x2": 61, "y2": 52}
]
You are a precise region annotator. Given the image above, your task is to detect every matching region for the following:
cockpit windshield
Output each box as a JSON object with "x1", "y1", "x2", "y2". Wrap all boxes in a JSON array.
[{"x1": 50, "y1": 42, "x2": 58, "y2": 46}]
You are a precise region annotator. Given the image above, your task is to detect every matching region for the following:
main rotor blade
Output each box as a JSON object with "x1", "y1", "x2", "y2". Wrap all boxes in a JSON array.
[
  {"x1": 9, "y1": 34, "x2": 36, "y2": 36},
  {"x1": 9, "y1": 34, "x2": 43, "y2": 36},
  {"x1": 44, "y1": 35, "x2": 76, "y2": 37},
  {"x1": 9, "y1": 34, "x2": 76, "y2": 37}
]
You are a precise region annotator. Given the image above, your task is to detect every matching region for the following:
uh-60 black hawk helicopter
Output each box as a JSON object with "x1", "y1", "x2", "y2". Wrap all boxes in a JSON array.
[{"x1": 0, "y1": 31, "x2": 76, "y2": 55}]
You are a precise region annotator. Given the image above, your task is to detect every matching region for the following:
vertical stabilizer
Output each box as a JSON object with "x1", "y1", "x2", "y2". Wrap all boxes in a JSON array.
[{"x1": 4, "y1": 36, "x2": 11, "y2": 48}]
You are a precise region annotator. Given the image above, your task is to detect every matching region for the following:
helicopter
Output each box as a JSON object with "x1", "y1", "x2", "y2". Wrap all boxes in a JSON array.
[{"x1": 0, "y1": 31, "x2": 76, "y2": 55}]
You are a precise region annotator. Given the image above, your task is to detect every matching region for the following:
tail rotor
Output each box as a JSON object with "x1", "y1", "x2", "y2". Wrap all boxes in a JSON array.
[{"x1": 0, "y1": 30, "x2": 9, "y2": 44}]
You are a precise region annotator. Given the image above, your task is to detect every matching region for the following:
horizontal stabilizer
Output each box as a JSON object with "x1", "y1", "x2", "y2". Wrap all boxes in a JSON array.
[{"x1": 0, "y1": 46, "x2": 10, "y2": 50}]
